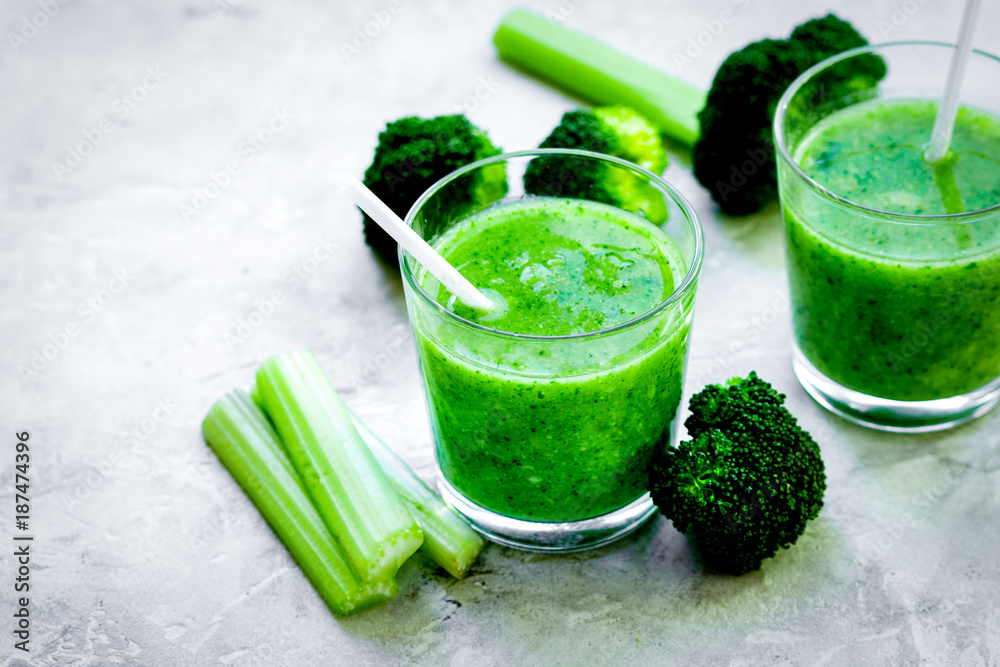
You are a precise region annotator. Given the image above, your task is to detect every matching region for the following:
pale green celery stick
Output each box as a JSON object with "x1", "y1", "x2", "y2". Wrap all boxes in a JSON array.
[
  {"x1": 255, "y1": 350, "x2": 423, "y2": 582},
  {"x1": 250, "y1": 379, "x2": 262, "y2": 410},
  {"x1": 255, "y1": 376, "x2": 482, "y2": 577},
  {"x1": 201, "y1": 390, "x2": 398, "y2": 616},
  {"x1": 348, "y1": 412, "x2": 484, "y2": 579},
  {"x1": 493, "y1": 9, "x2": 706, "y2": 147}
]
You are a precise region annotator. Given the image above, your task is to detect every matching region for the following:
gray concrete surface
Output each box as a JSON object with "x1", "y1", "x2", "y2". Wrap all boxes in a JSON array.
[{"x1": 2, "y1": 0, "x2": 1000, "y2": 664}]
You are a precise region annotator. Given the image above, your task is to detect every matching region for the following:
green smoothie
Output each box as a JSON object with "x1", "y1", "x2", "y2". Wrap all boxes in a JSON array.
[
  {"x1": 785, "y1": 99, "x2": 1000, "y2": 401},
  {"x1": 412, "y1": 198, "x2": 692, "y2": 522}
]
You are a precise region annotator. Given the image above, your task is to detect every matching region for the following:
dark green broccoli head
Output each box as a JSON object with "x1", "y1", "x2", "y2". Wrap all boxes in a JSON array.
[
  {"x1": 523, "y1": 106, "x2": 669, "y2": 222},
  {"x1": 649, "y1": 372, "x2": 826, "y2": 575},
  {"x1": 788, "y1": 14, "x2": 871, "y2": 62},
  {"x1": 789, "y1": 15, "x2": 888, "y2": 111},
  {"x1": 693, "y1": 14, "x2": 884, "y2": 216},
  {"x1": 361, "y1": 115, "x2": 505, "y2": 267}
]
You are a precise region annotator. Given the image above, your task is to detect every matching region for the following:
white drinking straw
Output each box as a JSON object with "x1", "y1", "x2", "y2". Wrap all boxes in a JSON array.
[
  {"x1": 925, "y1": 0, "x2": 984, "y2": 163},
  {"x1": 343, "y1": 179, "x2": 494, "y2": 311}
]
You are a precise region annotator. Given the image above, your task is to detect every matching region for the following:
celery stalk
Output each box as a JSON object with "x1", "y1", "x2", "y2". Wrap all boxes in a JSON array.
[
  {"x1": 250, "y1": 378, "x2": 263, "y2": 410},
  {"x1": 201, "y1": 390, "x2": 398, "y2": 615},
  {"x1": 348, "y1": 413, "x2": 484, "y2": 579},
  {"x1": 254, "y1": 376, "x2": 483, "y2": 577},
  {"x1": 255, "y1": 350, "x2": 423, "y2": 582},
  {"x1": 493, "y1": 9, "x2": 706, "y2": 146}
]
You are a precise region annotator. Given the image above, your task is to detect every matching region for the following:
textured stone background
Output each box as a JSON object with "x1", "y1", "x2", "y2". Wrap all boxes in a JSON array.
[{"x1": 2, "y1": 0, "x2": 999, "y2": 664}]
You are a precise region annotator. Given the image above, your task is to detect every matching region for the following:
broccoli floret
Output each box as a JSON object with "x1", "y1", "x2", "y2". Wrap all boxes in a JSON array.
[
  {"x1": 523, "y1": 106, "x2": 669, "y2": 221},
  {"x1": 649, "y1": 372, "x2": 826, "y2": 575},
  {"x1": 693, "y1": 14, "x2": 885, "y2": 215},
  {"x1": 788, "y1": 14, "x2": 872, "y2": 63},
  {"x1": 361, "y1": 115, "x2": 506, "y2": 267}
]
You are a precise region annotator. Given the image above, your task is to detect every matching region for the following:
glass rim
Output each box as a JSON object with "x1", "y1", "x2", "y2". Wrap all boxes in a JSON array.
[
  {"x1": 773, "y1": 40, "x2": 1000, "y2": 225},
  {"x1": 400, "y1": 148, "x2": 704, "y2": 341}
]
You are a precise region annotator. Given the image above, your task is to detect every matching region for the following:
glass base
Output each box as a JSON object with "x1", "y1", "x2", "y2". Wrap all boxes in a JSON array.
[
  {"x1": 437, "y1": 475, "x2": 657, "y2": 553},
  {"x1": 792, "y1": 346, "x2": 1000, "y2": 433}
]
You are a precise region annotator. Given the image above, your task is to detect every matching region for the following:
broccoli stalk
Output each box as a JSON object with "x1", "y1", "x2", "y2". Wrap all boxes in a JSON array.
[
  {"x1": 361, "y1": 115, "x2": 506, "y2": 267},
  {"x1": 523, "y1": 105, "x2": 670, "y2": 221},
  {"x1": 494, "y1": 10, "x2": 885, "y2": 216},
  {"x1": 649, "y1": 372, "x2": 826, "y2": 575}
]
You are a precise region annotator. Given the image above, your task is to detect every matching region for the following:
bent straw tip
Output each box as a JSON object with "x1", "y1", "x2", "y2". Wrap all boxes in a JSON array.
[{"x1": 341, "y1": 179, "x2": 494, "y2": 312}]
